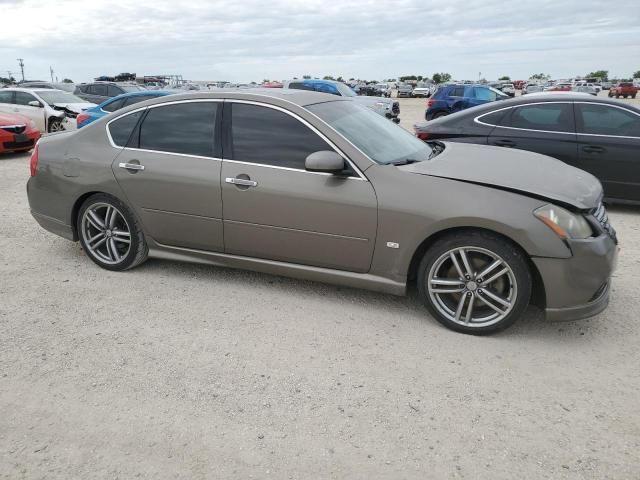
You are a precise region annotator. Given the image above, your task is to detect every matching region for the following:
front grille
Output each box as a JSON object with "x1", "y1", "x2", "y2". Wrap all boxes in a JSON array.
[
  {"x1": 3, "y1": 139, "x2": 34, "y2": 149},
  {"x1": 0, "y1": 124, "x2": 26, "y2": 134},
  {"x1": 392, "y1": 101, "x2": 400, "y2": 114},
  {"x1": 593, "y1": 202, "x2": 618, "y2": 243}
]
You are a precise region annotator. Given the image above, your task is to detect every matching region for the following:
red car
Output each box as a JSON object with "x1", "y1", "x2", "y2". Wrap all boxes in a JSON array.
[
  {"x1": 0, "y1": 112, "x2": 41, "y2": 154},
  {"x1": 608, "y1": 82, "x2": 638, "y2": 99}
]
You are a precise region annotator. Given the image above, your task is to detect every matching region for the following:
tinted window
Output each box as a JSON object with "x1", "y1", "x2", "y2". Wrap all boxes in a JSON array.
[
  {"x1": 139, "y1": 102, "x2": 218, "y2": 157},
  {"x1": 450, "y1": 87, "x2": 465, "y2": 97},
  {"x1": 230, "y1": 103, "x2": 332, "y2": 169},
  {"x1": 508, "y1": 103, "x2": 574, "y2": 132},
  {"x1": 108, "y1": 110, "x2": 143, "y2": 147},
  {"x1": 90, "y1": 84, "x2": 108, "y2": 96},
  {"x1": 577, "y1": 104, "x2": 640, "y2": 137},
  {"x1": 107, "y1": 85, "x2": 123, "y2": 97},
  {"x1": 15, "y1": 92, "x2": 37, "y2": 106},
  {"x1": 103, "y1": 98, "x2": 125, "y2": 112},
  {"x1": 123, "y1": 95, "x2": 156, "y2": 107},
  {"x1": 474, "y1": 87, "x2": 498, "y2": 102},
  {"x1": 479, "y1": 108, "x2": 509, "y2": 126},
  {"x1": 288, "y1": 82, "x2": 313, "y2": 91},
  {"x1": 0, "y1": 91, "x2": 13, "y2": 104}
]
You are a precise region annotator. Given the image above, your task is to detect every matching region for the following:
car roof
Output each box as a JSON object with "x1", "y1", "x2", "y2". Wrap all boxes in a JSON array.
[
  {"x1": 2, "y1": 87, "x2": 67, "y2": 93},
  {"x1": 107, "y1": 89, "x2": 347, "y2": 114}
]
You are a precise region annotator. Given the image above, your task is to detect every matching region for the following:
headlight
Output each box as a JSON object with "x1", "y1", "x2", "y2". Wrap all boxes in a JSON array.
[
  {"x1": 375, "y1": 102, "x2": 390, "y2": 109},
  {"x1": 534, "y1": 204, "x2": 593, "y2": 239}
]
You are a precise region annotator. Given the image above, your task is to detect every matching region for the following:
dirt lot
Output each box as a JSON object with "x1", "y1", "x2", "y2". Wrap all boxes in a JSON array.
[{"x1": 1, "y1": 93, "x2": 639, "y2": 479}]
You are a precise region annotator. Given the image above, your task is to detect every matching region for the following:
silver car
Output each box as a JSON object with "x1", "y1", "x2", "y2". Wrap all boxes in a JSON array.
[{"x1": 27, "y1": 90, "x2": 618, "y2": 335}]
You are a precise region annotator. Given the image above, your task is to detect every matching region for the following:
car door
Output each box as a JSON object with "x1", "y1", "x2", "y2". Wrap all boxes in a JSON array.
[
  {"x1": 488, "y1": 101, "x2": 578, "y2": 165},
  {"x1": 13, "y1": 91, "x2": 47, "y2": 132},
  {"x1": 221, "y1": 101, "x2": 378, "y2": 273},
  {"x1": 111, "y1": 100, "x2": 225, "y2": 251},
  {"x1": 468, "y1": 87, "x2": 498, "y2": 108},
  {"x1": 574, "y1": 101, "x2": 640, "y2": 202}
]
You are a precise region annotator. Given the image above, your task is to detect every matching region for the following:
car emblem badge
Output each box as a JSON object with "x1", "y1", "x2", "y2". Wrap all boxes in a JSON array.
[{"x1": 386, "y1": 242, "x2": 400, "y2": 249}]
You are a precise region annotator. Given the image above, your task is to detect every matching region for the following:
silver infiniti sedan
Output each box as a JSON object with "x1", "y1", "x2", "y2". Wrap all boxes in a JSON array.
[{"x1": 26, "y1": 90, "x2": 618, "y2": 334}]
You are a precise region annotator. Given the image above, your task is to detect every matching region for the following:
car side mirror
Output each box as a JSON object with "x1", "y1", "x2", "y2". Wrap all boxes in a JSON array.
[
  {"x1": 28, "y1": 100, "x2": 43, "y2": 108},
  {"x1": 305, "y1": 151, "x2": 346, "y2": 174}
]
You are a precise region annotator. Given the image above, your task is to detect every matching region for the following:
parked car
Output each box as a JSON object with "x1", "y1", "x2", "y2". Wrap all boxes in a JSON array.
[
  {"x1": 0, "y1": 88, "x2": 95, "y2": 133},
  {"x1": 26, "y1": 90, "x2": 617, "y2": 334},
  {"x1": 397, "y1": 84, "x2": 413, "y2": 98},
  {"x1": 501, "y1": 83, "x2": 516, "y2": 96},
  {"x1": 522, "y1": 84, "x2": 545, "y2": 95},
  {"x1": 374, "y1": 83, "x2": 392, "y2": 97},
  {"x1": 284, "y1": 79, "x2": 400, "y2": 123},
  {"x1": 76, "y1": 90, "x2": 174, "y2": 128},
  {"x1": 572, "y1": 82, "x2": 597, "y2": 96},
  {"x1": 545, "y1": 83, "x2": 572, "y2": 92},
  {"x1": 412, "y1": 85, "x2": 433, "y2": 98},
  {"x1": 425, "y1": 84, "x2": 508, "y2": 120},
  {"x1": 608, "y1": 82, "x2": 638, "y2": 99},
  {"x1": 414, "y1": 92, "x2": 640, "y2": 203},
  {"x1": 19, "y1": 81, "x2": 77, "y2": 93},
  {"x1": 0, "y1": 111, "x2": 40, "y2": 154},
  {"x1": 601, "y1": 82, "x2": 612, "y2": 90},
  {"x1": 74, "y1": 82, "x2": 146, "y2": 104}
]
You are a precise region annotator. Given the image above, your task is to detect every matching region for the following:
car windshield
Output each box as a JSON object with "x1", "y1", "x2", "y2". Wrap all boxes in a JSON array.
[
  {"x1": 335, "y1": 83, "x2": 357, "y2": 97},
  {"x1": 37, "y1": 90, "x2": 86, "y2": 104},
  {"x1": 308, "y1": 100, "x2": 434, "y2": 165},
  {"x1": 120, "y1": 85, "x2": 146, "y2": 92}
]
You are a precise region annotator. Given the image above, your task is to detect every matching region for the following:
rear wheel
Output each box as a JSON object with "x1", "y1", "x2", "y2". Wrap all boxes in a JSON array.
[
  {"x1": 77, "y1": 194, "x2": 148, "y2": 271},
  {"x1": 417, "y1": 230, "x2": 532, "y2": 335},
  {"x1": 433, "y1": 112, "x2": 448, "y2": 119}
]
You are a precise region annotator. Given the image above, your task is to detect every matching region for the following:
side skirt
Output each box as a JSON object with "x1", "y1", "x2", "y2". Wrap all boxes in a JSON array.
[{"x1": 149, "y1": 242, "x2": 407, "y2": 296}]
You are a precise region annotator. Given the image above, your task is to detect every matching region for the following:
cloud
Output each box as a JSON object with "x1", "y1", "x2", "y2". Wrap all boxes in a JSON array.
[{"x1": 1, "y1": 0, "x2": 639, "y2": 82}]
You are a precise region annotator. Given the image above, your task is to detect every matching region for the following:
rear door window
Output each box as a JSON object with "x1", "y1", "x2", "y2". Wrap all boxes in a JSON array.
[
  {"x1": 450, "y1": 87, "x2": 465, "y2": 97},
  {"x1": 107, "y1": 85, "x2": 123, "y2": 97},
  {"x1": 91, "y1": 84, "x2": 108, "y2": 96},
  {"x1": 103, "y1": 98, "x2": 125, "y2": 112},
  {"x1": 139, "y1": 102, "x2": 219, "y2": 157},
  {"x1": 507, "y1": 103, "x2": 574, "y2": 132},
  {"x1": 478, "y1": 108, "x2": 509, "y2": 126},
  {"x1": 576, "y1": 103, "x2": 640, "y2": 137},
  {"x1": 108, "y1": 110, "x2": 144, "y2": 147}
]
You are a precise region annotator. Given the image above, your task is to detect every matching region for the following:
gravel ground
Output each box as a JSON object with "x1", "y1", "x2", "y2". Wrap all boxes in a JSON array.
[{"x1": 1, "y1": 94, "x2": 639, "y2": 479}]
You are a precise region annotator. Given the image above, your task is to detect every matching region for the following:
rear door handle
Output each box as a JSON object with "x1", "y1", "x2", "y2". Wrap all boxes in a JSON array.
[
  {"x1": 225, "y1": 177, "x2": 257, "y2": 187},
  {"x1": 118, "y1": 162, "x2": 145, "y2": 171},
  {"x1": 493, "y1": 139, "x2": 516, "y2": 147},
  {"x1": 582, "y1": 145, "x2": 605, "y2": 154}
]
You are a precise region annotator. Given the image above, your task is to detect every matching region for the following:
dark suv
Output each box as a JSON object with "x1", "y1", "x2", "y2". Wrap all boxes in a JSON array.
[
  {"x1": 425, "y1": 84, "x2": 508, "y2": 120},
  {"x1": 74, "y1": 82, "x2": 146, "y2": 104}
]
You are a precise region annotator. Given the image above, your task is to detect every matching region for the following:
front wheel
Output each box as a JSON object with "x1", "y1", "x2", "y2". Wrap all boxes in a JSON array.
[
  {"x1": 77, "y1": 193, "x2": 148, "y2": 271},
  {"x1": 48, "y1": 119, "x2": 65, "y2": 133},
  {"x1": 417, "y1": 230, "x2": 532, "y2": 335}
]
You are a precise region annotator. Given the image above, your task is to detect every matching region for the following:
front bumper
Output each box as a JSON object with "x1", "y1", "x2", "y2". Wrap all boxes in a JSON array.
[{"x1": 532, "y1": 233, "x2": 618, "y2": 321}]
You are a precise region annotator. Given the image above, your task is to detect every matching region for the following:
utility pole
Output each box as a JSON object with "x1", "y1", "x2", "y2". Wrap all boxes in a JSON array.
[
  {"x1": 17, "y1": 58, "x2": 25, "y2": 81},
  {"x1": 50, "y1": 66, "x2": 54, "y2": 82}
]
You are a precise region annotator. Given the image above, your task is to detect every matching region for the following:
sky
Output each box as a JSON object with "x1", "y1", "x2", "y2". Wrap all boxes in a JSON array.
[{"x1": 1, "y1": 0, "x2": 639, "y2": 83}]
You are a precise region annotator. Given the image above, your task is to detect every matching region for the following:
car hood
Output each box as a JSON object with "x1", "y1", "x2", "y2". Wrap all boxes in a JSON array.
[
  {"x1": 0, "y1": 111, "x2": 30, "y2": 125},
  {"x1": 400, "y1": 142, "x2": 602, "y2": 210},
  {"x1": 52, "y1": 102, "x2": 95, "y2": 113},
  {"x1": 353, "y1": 96, "x2": 393, "y2": 106}
]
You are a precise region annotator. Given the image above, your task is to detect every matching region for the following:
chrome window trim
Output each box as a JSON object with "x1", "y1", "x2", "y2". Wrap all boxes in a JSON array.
[
  {"x1": 573, "y1": 101, "x2": 640, "y2": 139},
  {"x1": 226, "y1": 99, "x2": 367, "y2": 181},
  {"x1": 475, "y1": 100, "x2": 640, "y2": 139},
  {"x1": 474, "y1": 101, "x2": 575, "y2": 135}
]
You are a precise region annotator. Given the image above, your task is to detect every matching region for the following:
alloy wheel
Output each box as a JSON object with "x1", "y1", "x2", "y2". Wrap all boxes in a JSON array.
[
  {"x1": 427, "y1": 246, "x2": 518, "y2": 328},
  {"x1": 80, "y1": 202, "x2": 132, "y2": 265},
  {"x1": 49, "y1": 121, "x2": 65, "y2": 132}
]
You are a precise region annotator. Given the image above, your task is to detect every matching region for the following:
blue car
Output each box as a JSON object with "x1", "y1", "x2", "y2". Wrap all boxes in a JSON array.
[
  {"x1": 76, "y1": 90, "x2": 174, "y2": 128},
  {"x1": 425, "y1": 84, "x2": 508, "y2": 120}
]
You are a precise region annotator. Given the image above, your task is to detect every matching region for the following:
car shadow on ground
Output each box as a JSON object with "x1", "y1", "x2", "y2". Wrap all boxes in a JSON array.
[{"x1": 62, "y1": 239, "x2": 605, "y2": 341}]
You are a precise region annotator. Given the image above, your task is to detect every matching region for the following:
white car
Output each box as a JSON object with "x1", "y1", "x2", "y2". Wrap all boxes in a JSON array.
[
  {"x1": 501, "y1": 83, "x2": 516, "y2": 96},
  {"x1": 0, "y1": 88, "x2": 95, "y2": 133}
]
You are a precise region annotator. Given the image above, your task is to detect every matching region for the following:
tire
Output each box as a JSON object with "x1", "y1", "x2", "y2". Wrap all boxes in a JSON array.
[
  {"x1": 633, "y1": 94, "x2": 637, "y2": 99},
  {"x1": 433, "y1": 112, "x2": 448, "y2": 119},
  {"x1": 77, "y1": 193, "x2": 148, "y2": 271},
  {"x1": 48, "y1": 119, "x2": 65, "y2": 133},
  {"x1": 417, "y1": 230, "x2": 532, "y2": 335}
]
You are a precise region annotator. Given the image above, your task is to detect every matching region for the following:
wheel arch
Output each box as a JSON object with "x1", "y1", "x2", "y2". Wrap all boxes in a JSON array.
[{"x1": 406, "y1": 226, "x2": 546, "y2": 309}]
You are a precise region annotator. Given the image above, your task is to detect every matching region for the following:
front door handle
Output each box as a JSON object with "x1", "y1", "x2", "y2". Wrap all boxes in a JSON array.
[
  {"x1": 582, "y1": 145, "x2": 605, "y2": 154},
  {"x1": 493, "y1": 139, "x2": 516, "y2": 147},
  {"x1": 225, "y1": 177, "x2": 257, "y2": 187},
  {"x1": 118, "y1": 162, "x2": 145, "y2": 172}
]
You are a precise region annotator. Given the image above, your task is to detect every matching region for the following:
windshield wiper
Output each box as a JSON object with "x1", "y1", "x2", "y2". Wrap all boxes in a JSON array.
[{"x1": 389, "y1": 158, "x2": 421, "y2": 166}]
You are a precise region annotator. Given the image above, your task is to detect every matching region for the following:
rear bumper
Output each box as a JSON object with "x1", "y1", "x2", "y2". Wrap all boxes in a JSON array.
[
  {"x1": 533, "y1": 234, "x2": 618, "y2": 321},
  {"x1": 30, "y1": 209, "x2": 75, "y2": 241}
]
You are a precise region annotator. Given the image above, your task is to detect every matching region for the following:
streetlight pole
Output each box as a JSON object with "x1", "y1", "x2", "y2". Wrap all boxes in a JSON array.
[{"x1": 16, "y1": 58, "x2": 25, "y2": 82}]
